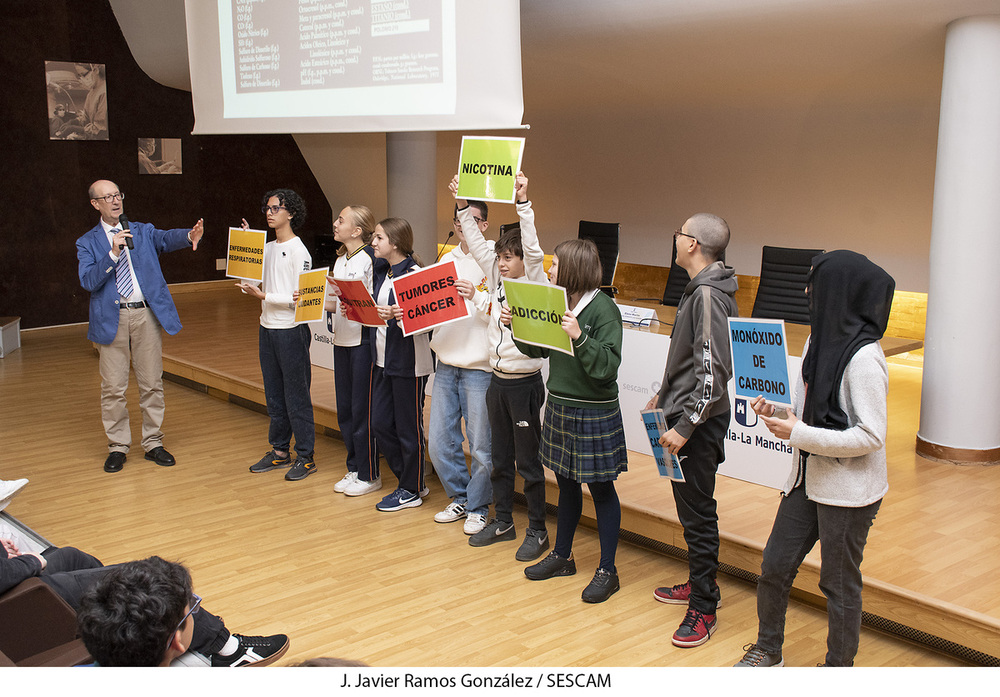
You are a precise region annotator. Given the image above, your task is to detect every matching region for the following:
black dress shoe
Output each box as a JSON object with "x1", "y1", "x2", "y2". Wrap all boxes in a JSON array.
[
  {"x1": 104, "y1": 452, "x2": 126, "y2": 473},
  {"x1": 144, "y1": 446, "x2": 176, "y2": 467}
]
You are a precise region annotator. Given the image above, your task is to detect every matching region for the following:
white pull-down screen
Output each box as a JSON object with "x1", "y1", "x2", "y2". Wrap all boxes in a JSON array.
[{"x1": 185, "y1": 0, "x2": 524, "y2": 134}]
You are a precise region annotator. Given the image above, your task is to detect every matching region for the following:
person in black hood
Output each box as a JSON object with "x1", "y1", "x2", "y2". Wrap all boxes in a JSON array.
[
  {"x1": 646, "y1": 213, "x2": 739, "y2": 648},
  {"x1": 734, "y1": 250, "x2": 894, "y2": 668}
]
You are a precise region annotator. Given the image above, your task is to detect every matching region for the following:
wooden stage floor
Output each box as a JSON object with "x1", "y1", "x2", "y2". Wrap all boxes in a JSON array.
[
  {"x1": 160, "y1": 281, "x2": 1000, "y2": 662},
  {"x1": 2, "y1": 280, "x2": 996, "y2": 667}
]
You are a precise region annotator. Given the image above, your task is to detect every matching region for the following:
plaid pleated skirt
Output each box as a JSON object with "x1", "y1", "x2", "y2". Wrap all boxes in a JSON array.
[{"x1": 540, "y1": 401, "x2": 628, "y2": 483}]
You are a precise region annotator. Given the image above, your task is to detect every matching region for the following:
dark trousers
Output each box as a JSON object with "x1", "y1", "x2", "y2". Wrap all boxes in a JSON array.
[
  {"x1": 334, "y1": 344, "x2": 378, "y2": 481},
  {"x1": 371, "y1": 367, "x2": 427, "y2": 494},
  {"x1": 756, "y1": 485, "x2": 881, "y2": 666},
  {"x1": 486, "y1": 372, "x2": 547, "y2": 531},
  {"x1": 259, "y1": 325, "x2": 315, "y2": 460},
  {"x1": 553, "y1": 474, "x2": 621, "y2": 571},
  {"x1": 669, "y1": 410, "x2": 729, "y2": 615},
  {"x1": 39, "y1": 547, "x2": 229, "y2": 655}
]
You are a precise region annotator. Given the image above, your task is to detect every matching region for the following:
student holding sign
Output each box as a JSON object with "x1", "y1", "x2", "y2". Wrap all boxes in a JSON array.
[
  {"x1": 326, "y1": 206, "x2": 381, "y2": 498},
  {"x1": 513, "y1": 240, "x2": 628, "y2": 604},
  {"x1": 645, "y1": 213, "x2": 738, "y2": 647},
  {"x1": 428, "y1": 201, "x2": 495, "y2": 536},
  {"x1": 369, "y1": 218, "x2": 435, "y2": 512},
  {"x1": 450, "y1": 172, "x2": 551, "y2": 562},
  {"x1": 236, "y1": 190, "x2": 317, "y2": 482},
  {"x1": 734, "y1": 251, "x2": 893, "y2": 668}
]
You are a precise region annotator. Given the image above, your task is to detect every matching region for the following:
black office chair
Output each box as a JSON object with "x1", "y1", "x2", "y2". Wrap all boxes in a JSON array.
[
  {"x1": 750, "y1": 245, "x2": 825, "y2": 324},
  {"x1": 578, "y1": 220, "x2": 620, "y2": 297},
  {"x1": 661, "y1": 243, "x2": 690, "y2": 306},
  {"x1": 499, "y1": 222, "x2": 520, "y2": 236}
]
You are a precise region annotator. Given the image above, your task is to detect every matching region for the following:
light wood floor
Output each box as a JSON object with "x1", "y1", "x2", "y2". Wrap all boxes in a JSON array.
[{"x1": 0, "y1": 302, "x2": 974, "y2": 667}]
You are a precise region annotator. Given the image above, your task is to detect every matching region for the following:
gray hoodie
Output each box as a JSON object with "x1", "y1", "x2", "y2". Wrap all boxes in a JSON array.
[{"x1": 655, "y1": 261, "x2": 739, "y2": 439}]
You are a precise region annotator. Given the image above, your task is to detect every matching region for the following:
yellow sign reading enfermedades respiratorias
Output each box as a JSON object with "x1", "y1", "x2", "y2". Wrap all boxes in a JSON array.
[{"x1": 226, "y1": 227, "x2": 266, "y2": 282}]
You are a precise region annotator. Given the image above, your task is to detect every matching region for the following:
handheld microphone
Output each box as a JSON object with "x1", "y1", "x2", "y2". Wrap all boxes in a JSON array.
[
  {"x1": 119, "y1": 214, "x2": 134, "y2": 250},
  {"x1": 434, "y1": 230, "x2": 454, "y2": 263}
]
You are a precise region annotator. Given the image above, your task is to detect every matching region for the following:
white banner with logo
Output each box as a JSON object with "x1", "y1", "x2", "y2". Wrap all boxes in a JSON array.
[
  {"x1": 308, "y1": 314, "x2": 335, "y2": 370},
  {"x1": 619, "y1": 328, "x2": 799, "y2": 490}
]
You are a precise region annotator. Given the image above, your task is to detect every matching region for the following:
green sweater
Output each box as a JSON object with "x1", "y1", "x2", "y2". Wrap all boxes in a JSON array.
[{"x1": 514, "y1": 290, "x2": 622, "y2": 410}]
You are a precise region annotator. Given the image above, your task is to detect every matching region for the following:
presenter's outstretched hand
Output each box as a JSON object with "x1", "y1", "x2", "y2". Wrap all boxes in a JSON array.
[
  {"x1": 240, "y1": 218, "x2": 250, "y2": 230},
  {"x1": 189, "y1": 218, "x2": 205, "y2": 251}
]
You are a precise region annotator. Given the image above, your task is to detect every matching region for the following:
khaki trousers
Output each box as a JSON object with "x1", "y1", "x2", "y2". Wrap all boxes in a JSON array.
[{"x1": 98, "y1": 306, "x2": 164, "y2": 453}]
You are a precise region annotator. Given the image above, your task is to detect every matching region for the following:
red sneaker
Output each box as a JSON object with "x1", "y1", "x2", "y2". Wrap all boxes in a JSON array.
[
  {"x1": 671, "y1": 609, "x2": 717, "y2": 648},
  {"x1": 653, "y1": 581, "x2": 722, "y2": 607}
]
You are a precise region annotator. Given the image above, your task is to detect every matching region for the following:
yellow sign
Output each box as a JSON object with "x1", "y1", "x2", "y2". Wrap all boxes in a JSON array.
[
  {"x1": 294, "y1": 267, "x2": 330, "y2": 324},
  {"x1": 226, "y1": 227, "x2": 266, "y2": 281}
]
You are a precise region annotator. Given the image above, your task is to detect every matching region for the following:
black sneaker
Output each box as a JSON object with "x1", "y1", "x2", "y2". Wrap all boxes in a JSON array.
[
  {"x1": 249, "y1": 450, "x2": 291, "y2": 473},
  {"x1": 581, "y1": 568, "x2": 620, "y2": 603},
  {"x1": 285, "y1": 457, "x2": 316, "y2": 481},
  {"x1": 211, "y1": 633, "x2": 290, "y2": 667},
  {"x1": 734, "y1": 643, "x2": 783, "y2": 667},
  {"x1": 468, "y1": 519, "x2": 516, "y2": 547},
  {"x1": 515, "y1": 528, "x2": 550, "y2": 561},
  {"x1": 524, "y1": 551, "x2": 577, "y2": 580}
]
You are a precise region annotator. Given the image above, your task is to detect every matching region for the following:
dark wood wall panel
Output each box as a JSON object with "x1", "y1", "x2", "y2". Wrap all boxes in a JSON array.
[{"x1": 2, "y1": 1, "x2": 333, "y2": 329}]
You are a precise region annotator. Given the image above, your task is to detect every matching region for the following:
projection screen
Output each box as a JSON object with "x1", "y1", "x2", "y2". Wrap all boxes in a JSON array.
[{"x1": 185, "y1": 0, "x2": 524, "y2": 134}]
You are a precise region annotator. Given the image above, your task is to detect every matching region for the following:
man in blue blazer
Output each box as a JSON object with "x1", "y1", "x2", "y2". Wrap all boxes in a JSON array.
[{"x1": 77, "y1": 179, "x2": 204, "y2": 473}]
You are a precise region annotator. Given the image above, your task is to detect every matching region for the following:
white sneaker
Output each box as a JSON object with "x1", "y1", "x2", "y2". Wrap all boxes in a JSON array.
[
  {"x1": 333, "y1": 471, "x2": 358, "y2": 493},
  {"x1": 0, "y1": 478, "x2": 28, "y2": 512},
  {"x1": 464, "y1": 512, "x2": 487, "y2": 535},
  {"x1": 419, "y1": 486, "x2": 430, "y2": 498},
  {"x1": 434, "y1": 501, "x2": 467, "y2": 523},
  {"x1": 344, "y1": 476, "x2": 382, "y2": 497}
]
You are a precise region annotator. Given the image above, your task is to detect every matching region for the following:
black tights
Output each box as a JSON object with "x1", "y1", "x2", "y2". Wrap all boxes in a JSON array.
[{"x1": 552, "y1": 473, "x2": 621, "y2": 572}]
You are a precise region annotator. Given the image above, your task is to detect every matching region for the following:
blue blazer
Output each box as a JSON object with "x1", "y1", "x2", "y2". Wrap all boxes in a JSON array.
[{"x1": 76, "y1": 221, "x2": 193, "y2": 344}]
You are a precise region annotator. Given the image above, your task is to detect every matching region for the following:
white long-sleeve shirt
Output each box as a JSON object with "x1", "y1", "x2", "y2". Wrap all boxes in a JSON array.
[{"x1": 259, "y1": 236, "x2": 312, "y2": 329}]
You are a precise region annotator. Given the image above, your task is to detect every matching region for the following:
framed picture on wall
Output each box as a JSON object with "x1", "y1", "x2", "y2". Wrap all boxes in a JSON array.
[
  {"x1": 138, "y1": 138, "x2": 183, "y2": 174},
  {"x1": 45, "y1": 61, "x2": 108, "y2": 140}
]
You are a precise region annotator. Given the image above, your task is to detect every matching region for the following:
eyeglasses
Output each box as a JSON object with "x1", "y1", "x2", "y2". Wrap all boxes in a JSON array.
[
  {"x1": 452, "y1": 216, "x2": 485, "y2": 224},
  {"x1": 175, "y1": 593, "x2": 202, "y2": 634},
  {"x1": 262, "y1": 205, "x2": 288, "y2": 214},
  {"x1": 674, "y1": 228, "x2": 698, "y2": 243},
  {"x1": 93, "y1": 192, "x2": 124, "y2": 204}
]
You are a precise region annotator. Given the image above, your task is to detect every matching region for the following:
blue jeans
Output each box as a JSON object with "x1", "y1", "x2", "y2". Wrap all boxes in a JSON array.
[
  {"x1": 259, "y1": 325, "x2": 315, "y2": 460},
  {"x1": 755, "y1": 484, "x2": 881, "y2": 666},
  {"x1": 428, "y1": 363, "x2": 493, "y2": 515}
]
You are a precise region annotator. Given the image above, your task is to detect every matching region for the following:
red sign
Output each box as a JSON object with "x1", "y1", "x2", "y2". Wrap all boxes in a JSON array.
[
  {"x1": 333, "y1": 278, "x2": 386, "y2": 327},
  {"x1": 392, "y1": 260, "x2": 471, "y2": 337}
]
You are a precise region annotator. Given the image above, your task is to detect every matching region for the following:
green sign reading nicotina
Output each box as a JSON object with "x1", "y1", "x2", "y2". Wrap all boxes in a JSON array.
[{"x1": 456, "y1": 136, "x2": 525, "y2": 203}]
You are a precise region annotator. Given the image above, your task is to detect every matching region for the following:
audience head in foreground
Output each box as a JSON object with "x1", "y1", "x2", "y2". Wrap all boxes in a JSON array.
[{"x1": 78, "y1": 556, "x2": 195, "y2": 667}]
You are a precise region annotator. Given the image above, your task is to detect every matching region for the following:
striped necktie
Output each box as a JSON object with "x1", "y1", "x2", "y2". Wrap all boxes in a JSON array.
[{"x1": 113, "y1": 231, "x2": 134, "y2": 299}]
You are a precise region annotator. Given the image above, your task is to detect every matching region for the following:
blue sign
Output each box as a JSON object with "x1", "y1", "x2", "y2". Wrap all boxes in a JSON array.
[
  {"x1": 641, "y1": 409, "x2": 685, "y2": 482},
  {"x1": 728, "y1": 317, "x2": 792, "y2": 407}
]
